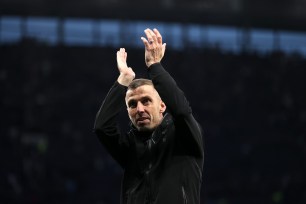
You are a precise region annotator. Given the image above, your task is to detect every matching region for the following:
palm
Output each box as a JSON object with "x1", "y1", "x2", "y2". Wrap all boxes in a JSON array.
[
  {"x1": 117, "y1": 48, "x2": 135, "y2": 76},
  {"x1": 116, "y1": 48, "x2": 135, "y2": 86}
]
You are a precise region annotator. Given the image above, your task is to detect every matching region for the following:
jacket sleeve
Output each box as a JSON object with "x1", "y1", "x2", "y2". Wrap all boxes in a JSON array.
[
  {"x1": 148, "y1": 63, "x2": 204, "y2": 158},
  {"x1": 93, "y1": 81, "x2": 129, "y2": 168}
]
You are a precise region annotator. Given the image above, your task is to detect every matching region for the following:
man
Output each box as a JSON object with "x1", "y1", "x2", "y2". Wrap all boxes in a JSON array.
[{"x1": 94, "y1": 28, "x2": 204, "y2": 204}]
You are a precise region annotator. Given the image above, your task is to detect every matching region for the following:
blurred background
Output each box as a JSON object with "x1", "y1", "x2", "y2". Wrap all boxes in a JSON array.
[{"x1": 1, "y1": 0, "x2": 306, "y2": 203}]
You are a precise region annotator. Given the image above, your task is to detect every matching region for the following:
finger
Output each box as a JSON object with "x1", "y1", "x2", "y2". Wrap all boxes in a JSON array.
[
  {"x1": 144, "y1": 29, "x2": 153, "y2": 41},
  {"x1": 144, "y1": 28, "x2": 156, "y2": 45},
  {"x1": 117, "y1": 49, "x2": 122, "y2": 60},
  {"x1": 153, "y1": 28, "x2": 162, "y2": 44},
  {"x1": 118, "y1": 49, "x2": 122, "y2": 57},
  {"x1": 119, "y1": 48, "x2": 126, "y2": 60},
  {"x1": 141, "y1": 37, "x2": 150, "y2": 48},
  {"x1": 149, "y1": 29, "x2": 157, "y2": 42}
]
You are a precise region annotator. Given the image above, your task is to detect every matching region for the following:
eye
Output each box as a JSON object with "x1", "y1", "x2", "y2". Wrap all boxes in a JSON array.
[
  {"x1": 128, "y1": 101, "x2": 136, "y2": 108},
  {"x1": 142, "y1": 98, "x2": 151, "y2": 106}
]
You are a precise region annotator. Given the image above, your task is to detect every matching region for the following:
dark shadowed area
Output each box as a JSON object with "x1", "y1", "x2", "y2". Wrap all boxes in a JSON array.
[{"x1": 1, "y1": 1, "x2": 306, "y2": 204}]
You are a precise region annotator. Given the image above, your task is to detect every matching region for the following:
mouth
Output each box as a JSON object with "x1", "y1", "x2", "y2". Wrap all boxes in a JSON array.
[{"x1": 136, "y1": 117, "x2": 150, "y2": 125}]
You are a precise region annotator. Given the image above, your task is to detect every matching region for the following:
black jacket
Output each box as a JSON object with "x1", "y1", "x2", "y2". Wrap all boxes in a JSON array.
[{"x1": 94, "y1": 63, "x2": 204, "y2": 204}]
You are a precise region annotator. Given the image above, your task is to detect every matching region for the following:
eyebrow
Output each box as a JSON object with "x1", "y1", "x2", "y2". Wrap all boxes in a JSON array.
[{"x1": 127, "y1": 95, "x2": 152, "y2": 106}]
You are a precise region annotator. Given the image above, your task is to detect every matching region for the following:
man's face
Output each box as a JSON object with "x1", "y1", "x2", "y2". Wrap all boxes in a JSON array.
[{"x1": 126, "y1": 85, "x2": 166, "y2": 132}]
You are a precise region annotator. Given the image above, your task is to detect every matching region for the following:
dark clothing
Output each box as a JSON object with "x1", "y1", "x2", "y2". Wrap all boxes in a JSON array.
[{"x1": 94, "y1": 63, "x2": 204, "y2": 204}]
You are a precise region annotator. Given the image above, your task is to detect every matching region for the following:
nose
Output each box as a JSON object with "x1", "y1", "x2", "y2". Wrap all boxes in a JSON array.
[{"x1": 136, "y1": 102, "x2": 145, "y2": 113}]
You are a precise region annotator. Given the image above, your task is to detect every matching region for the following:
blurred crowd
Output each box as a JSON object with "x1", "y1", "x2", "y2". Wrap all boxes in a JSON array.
[{"x1": 0, "y1": 39, "x2": 305, "y2": 204}]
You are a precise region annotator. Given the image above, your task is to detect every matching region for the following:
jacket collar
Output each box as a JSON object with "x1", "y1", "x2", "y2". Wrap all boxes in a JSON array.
[{"x1": 128, "y1": 113, "x2": 173, "y2": 144}]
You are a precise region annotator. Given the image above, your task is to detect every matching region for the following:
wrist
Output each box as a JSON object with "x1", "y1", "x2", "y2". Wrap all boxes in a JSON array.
[
  {"x1": 146, "y1": 61, "x2": 160, "y2": 68},
  {"x1": 117, "y1": 74, "x2": 134, "y2": 86},
  {"x1": 147, "y1": 61, "x2": 160, "y2": 68}
]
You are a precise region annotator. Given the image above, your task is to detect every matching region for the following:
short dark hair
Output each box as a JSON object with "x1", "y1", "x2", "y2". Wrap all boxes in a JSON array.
[{"x1": 127, "y1": 78, "x2": 154, "y2": 90}]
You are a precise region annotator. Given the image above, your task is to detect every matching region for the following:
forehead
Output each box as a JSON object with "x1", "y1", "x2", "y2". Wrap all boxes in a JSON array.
[{"x1": 126, "y1": 85, "x2": 158, "y2": 100}]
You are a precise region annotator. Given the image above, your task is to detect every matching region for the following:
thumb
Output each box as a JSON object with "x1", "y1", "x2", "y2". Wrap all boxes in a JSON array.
[
  {"x1": 162, "y1": 43, "x2": 166, "y2": 55},
  {"x1": 128, "y1": 67, "x2": 136, "y2": 77}
]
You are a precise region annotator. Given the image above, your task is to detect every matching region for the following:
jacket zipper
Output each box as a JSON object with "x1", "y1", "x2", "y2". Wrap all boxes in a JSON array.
[
  {"x1": 127, "y1": 182, "x2": 141, "y2": 204},
  {"x1": 146, "y1": 139, "x2": 153, "y2": 203},
  {"x1": 182, "y1": 186, "x2": 188, "y2": 204}
]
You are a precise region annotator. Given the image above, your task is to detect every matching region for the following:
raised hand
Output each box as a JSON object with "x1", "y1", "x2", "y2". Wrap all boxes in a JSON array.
[
  {"x1": 116, "y1": 48, "x2": 135, "y2": 86},
  {"x1": 141, "y1": 28, "x2": 166, "y2": 68}
]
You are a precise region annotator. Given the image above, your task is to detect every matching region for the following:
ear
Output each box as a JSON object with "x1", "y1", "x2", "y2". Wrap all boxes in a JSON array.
[{"x1": 160, "y1": 101, "x2": 166, "y2": 113}]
